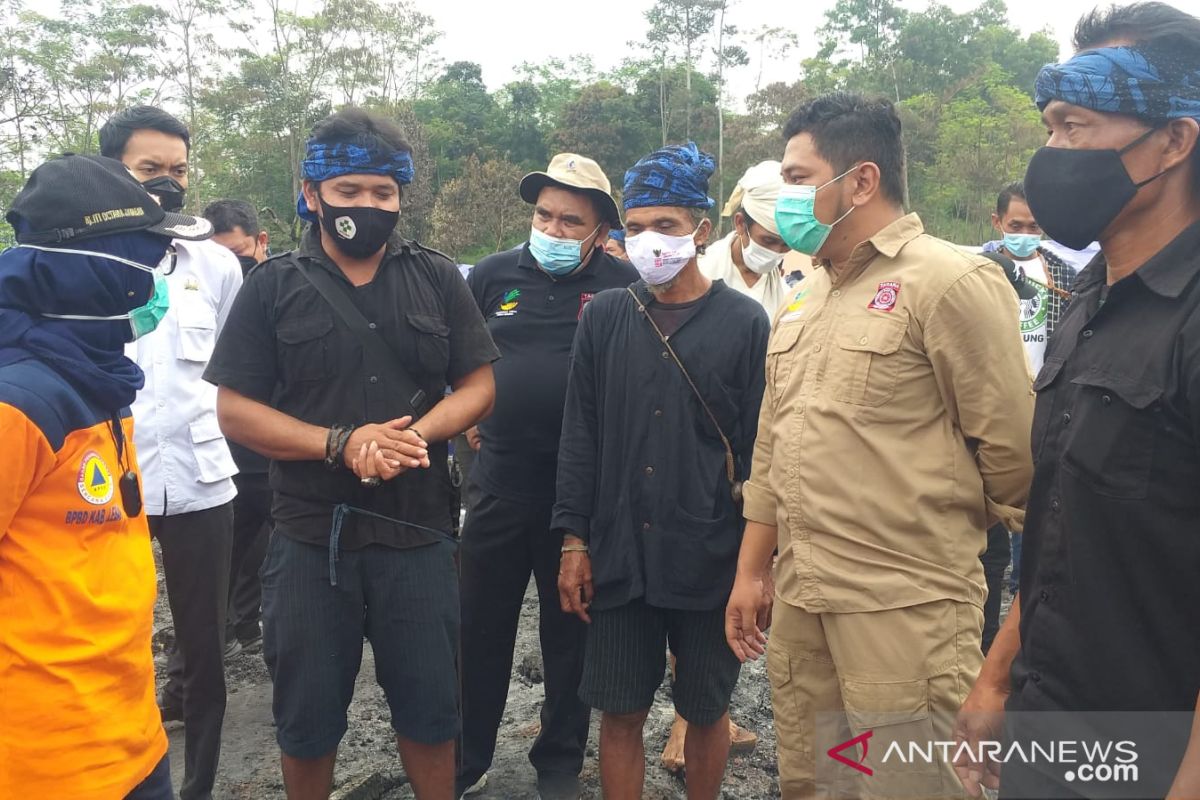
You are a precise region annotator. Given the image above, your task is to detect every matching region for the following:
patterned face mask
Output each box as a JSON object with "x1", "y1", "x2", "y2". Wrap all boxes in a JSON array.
[{"x1": 625, "y1": 227, "x2": 701, "y2": 287}]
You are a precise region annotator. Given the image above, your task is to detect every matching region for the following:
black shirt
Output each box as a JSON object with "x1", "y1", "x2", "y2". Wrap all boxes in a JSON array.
[
  {"x1": 467, "y1": 244, "x2": 638, "y2": 503},
  {"x1": 204, "y1": 230, "x2": 499, "y2": 550},
  {"x1": 1011, "y1": 221, "x2": 1200, "y2": 718},
  {"x1": 552, "y1": 279, "x2": 769, "y2": 611}
]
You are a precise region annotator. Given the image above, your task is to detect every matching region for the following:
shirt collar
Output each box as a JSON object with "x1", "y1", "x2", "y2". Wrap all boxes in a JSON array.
[
  {"x1": 820, "y1": 212, "x2": 924, "y2": 281},
  {"x1": 1129, "y1": 220, "x2": 1200, "y2": 298},
  {"x1": 298, "y1": 225, "x2": 409, "y2": 273},
  {"x1": 1072, "y1": 220, "x2": 1200, "y2": 298}
]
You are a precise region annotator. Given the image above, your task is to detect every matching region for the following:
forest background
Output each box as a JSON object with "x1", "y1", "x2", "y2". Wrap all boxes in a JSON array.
[{"x1": 0, "y1": 0, "x2": 1063, "y2": 259}]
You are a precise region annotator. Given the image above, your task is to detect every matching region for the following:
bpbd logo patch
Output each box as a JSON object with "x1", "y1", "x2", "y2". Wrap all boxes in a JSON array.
[{"x1": 77, "y1": 451, "x2": 115, "y2": 505}]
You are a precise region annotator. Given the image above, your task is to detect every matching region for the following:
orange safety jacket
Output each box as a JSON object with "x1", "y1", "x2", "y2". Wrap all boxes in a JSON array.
[{"x1": 0, "y1": 357, "x2": 166, "y2": 799}]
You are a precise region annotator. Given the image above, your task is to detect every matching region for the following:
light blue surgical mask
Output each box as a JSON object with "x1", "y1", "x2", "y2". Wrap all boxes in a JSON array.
[
  {"x1": 529, "y1": 224, "x2": 600, "y2": 276},
  {"x1": 22, "y1": 244, "x2": 174, "y2": 341},
  {"x1": 1002, "y1": 232, "x2": 1041, "y2": 259},
  {"x1": 774, "y1": 165, "x2": 858, "y2": 256}
]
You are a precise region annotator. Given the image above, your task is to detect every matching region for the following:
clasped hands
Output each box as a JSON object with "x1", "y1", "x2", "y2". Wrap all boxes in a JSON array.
[{"x1": 346, "y1": 415, "x2": 430, "y2": 483}]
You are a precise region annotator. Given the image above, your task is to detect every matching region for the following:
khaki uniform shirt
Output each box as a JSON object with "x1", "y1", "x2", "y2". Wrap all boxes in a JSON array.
[{"x1": 742, "y1": 214, "x2": 1034, "y2": 613}]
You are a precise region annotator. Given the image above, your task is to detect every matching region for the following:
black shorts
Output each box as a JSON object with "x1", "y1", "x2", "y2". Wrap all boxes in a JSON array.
[
  {"x1": 579, "y1": 598, "x2": 740, "y2": 726},
  {"x1": 261, "y1": 533, "x2": 460, "y2": 758}
]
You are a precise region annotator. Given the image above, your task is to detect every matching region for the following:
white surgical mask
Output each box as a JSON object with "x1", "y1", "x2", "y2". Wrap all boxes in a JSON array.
[
  {"x1": 740, "y1": 233, "x2": 785, "y2": 275},
  {"x1": 625, "y1": 228, "x2": 699, "y2": 287}
]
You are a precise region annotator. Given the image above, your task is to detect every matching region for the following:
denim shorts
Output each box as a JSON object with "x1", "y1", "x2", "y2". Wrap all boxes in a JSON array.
[{"x1": 261, "y1": 533, "x2": 460, "y2": 758}]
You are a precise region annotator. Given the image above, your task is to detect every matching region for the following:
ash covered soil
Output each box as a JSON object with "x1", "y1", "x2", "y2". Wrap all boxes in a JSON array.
[{"x1": 153, "y1": 556, "x2": 784, "y2": 799}]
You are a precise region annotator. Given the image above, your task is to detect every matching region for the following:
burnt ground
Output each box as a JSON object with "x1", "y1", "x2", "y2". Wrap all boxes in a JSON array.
[
  {"x1": 154, "y1": 546, "x2": 1014, "y2": 800},
  {"x1": 153, "y1": 554, "x2": 781, "y2": 800}
]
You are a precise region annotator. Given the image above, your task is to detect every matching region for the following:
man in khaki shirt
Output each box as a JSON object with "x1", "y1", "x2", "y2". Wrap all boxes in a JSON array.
[{"x1": 725, "y1": 92, "x2": 1034, "y2": 799}]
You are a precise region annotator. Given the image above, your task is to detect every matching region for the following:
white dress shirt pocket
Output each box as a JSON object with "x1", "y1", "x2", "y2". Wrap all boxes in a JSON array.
[
  {"x1": 176, "y1": 296, "x2": 218, "y2": 362},
  {"x1": 189, "y1": 413, "x2": 238, "y2": 484}
]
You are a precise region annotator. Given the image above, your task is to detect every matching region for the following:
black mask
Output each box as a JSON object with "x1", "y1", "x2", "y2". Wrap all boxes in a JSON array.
[
  {"x1": 1023, "y1": 127, "x2": 1165, "y2": 250},
  {"x1": 317, "y1": 193, "x2": 399, "y2": 259},
  {"x1": 237, "y1": 254, "x2": 258, "y2": 274},
  {"x1": 141, "y1": 175, "x2": 187, "y2": 213}
]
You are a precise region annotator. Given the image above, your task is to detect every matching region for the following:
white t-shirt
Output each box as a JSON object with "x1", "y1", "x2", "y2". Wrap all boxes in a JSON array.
[{"x1": 1017, "y1": 254, "x2": 1051, "y2": 374}]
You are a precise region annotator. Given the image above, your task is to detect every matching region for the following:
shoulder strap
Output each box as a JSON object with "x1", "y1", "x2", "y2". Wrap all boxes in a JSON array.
[
  {"x1": 293, "y1": 257, "x2": 428, "y2": 416},
  {"x1": 626, "y1": 287, "x2": 737, "y2": 487}
]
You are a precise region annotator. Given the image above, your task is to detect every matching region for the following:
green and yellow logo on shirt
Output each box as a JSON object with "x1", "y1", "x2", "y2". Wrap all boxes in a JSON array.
[
  {"x1": 496, "y1": 289, "x2": 521, "y2": 317},
  {"x1": 780, "y1": 285, "x2": 811, "y2": 322},
  {"x1": 77, "y1": 451, "x2": 115, "y2": 506}
]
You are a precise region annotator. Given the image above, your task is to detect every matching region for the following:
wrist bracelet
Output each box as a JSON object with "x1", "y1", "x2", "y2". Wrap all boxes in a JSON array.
[
  {"x1": 561, "y1": 544, "x2": 589, "y2": 553},
  {"x1": 325, "y1": 424, "x2": 355, "y2": 471},
  {"x1": 409, "y1": 426, "x2": 425, "y2": 443}
]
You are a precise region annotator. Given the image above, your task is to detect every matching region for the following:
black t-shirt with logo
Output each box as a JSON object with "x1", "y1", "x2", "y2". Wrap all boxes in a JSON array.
[{"x1": 467, "y1": 243, "x2": 638, "y2": 503}]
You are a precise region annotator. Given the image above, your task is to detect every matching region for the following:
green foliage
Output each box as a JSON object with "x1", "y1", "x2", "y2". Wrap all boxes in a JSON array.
[{"x1": 0, "y1": 0, "x2": 1061, "y2": 259}]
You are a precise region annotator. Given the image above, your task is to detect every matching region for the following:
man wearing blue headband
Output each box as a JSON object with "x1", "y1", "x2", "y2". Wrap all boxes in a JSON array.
[
  {"x1": 204, "y1": 108, "x2": 499, "y2": 800},
  {"x1": 604, "y1": 228, "x2": 628, "y2": 261},
  {"x1": 554, "y1": 142, "x2": 770, "y2": 799},
  {"x1": 956, "y1": 5, "x2": 1200, "y2": 799}
]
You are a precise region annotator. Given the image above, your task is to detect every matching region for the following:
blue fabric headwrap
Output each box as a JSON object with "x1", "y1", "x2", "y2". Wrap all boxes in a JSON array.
[
  {"x1": 1035, "y1": 46, "x2": 1200, "y2": 120},
  {"x1": 296, "y1": 135, "x2": 416, "y2": 222},
  {"x1": 0, "y1": 230, "x2": 167, "y2": 411},
  {"x1": 608, "y1": 229, "x2": 626, "y2": 243},
  {"x1": 622, "y1": 142, "x2": 716, "y2": 210}
]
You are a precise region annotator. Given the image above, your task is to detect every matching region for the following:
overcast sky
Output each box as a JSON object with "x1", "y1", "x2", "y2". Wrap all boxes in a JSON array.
[{"x1": 426, "y1": 0, "x2": 1103, "y2": 103}]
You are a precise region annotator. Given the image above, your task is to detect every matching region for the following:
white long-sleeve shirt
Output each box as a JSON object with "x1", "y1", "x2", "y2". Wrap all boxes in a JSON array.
[{"x1": 128, "y1": 238, "x2": 243, "y2": 516}]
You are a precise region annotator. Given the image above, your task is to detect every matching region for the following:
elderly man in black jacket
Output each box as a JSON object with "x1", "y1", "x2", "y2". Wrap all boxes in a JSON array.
[{"x1": 553, "y1": 142, "x2": 769, "y2": 800}]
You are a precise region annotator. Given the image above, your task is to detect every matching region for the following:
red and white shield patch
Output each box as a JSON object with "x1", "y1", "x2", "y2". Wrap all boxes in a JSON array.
[
  {"x1": 868, "y1": 281, "x2": 900, "y2": 312},
  {"x1": 578, "y1": 292, "x2": 595, "y2": 320}
]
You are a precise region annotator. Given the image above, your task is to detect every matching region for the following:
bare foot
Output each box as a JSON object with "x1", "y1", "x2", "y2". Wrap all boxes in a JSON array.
[
  {"x1": 661, "y1": 713, "x2": 688, "y2": 773},
  {"x1": 729, "y1": 720, "x2": 758, "y2": 754},
  {"x1": 661, "y1": 715, "x2": 758, "y2": 773}
]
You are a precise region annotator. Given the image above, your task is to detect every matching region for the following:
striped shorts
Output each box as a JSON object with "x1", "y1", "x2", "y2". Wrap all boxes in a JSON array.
[{"x1": 579, "y1": 597, "x2": 740, "y2": 725}]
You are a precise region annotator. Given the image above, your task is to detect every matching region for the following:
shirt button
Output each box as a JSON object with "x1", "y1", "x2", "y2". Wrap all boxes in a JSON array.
[
  {"x1": 1040, "y1": 590, "x2": 1051, "y2": 603},
  {"x1": 654, "y1": 409, "x2": 663, "y2": 417},
  {"x1": 548, "y1": 294, "x2": 556, "y2": 301},
  {"x1": 858, "y1": 336, "x2": 868, "y2": 345},
  {"x1": 645, "y1": 466, "x2": 655, "y2": 476},
  {"x1": 1030, "y1": 671, "x2": 1042, "y2": 683},
  {"x1": 814, "y1": 344, "x2": 822, "y2": 352},
  {"x1": 369, "y1": 376, "x2": 379, "y2": 384},
  {"x1": 368, "y1": 322, "x2": 377, "y2": 330},
  {"x1": 662, "y1": 351, "x2": 669, "y2": 359},
  {"x1": 1051, "y1": 498, "x2": 1061, "y2": 512},
  {"x1": 157, "y1": 401, "x2": 165, "y2": 408},
  {"x1": 642, "y1": 522, "x2": 651, "y2": 531},
  {"x1": 1062, "y1": 412, "x2": 1071, "y2": 424},
  {"x1": 1102, "y1": 394, "x2": 1112, "y2": 406},
  {"x1": 1082, "y1": 329, "x2": 1093, "y2": 338},
  {"x1": 832, "y1": 289, "x2": 841, "y2": 298}
]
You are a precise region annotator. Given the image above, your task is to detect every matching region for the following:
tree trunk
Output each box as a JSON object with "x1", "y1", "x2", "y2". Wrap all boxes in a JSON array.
[{"x1": 684, "y1": 7, "x2": 693, "y2": 142}]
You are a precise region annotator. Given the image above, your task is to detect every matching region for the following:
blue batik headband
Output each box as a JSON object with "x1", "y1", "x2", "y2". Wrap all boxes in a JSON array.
[
  {"x1": 622, "y1": 142, "x2": 716, "y2": 211},
  {"x1": 295, "y1": 136, "x2": 415, "y2": 222},
  {"x1": 1035, "y1": 45, "x2": 1200, "y2": 121}
]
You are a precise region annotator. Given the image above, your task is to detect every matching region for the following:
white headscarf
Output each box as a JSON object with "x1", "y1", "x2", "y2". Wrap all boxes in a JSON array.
[{"x1": 721, "y1": 160, "x2": 784, "y2": 236}]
